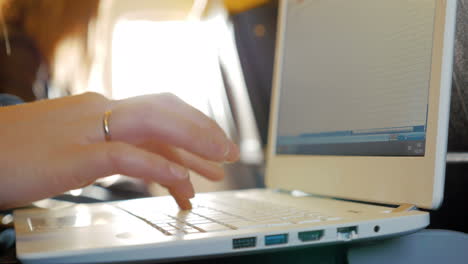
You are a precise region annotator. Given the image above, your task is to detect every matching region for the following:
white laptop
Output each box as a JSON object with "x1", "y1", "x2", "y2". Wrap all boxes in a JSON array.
[{"x1": 13, "y1": 0, "x2": 457, "y2": 263}]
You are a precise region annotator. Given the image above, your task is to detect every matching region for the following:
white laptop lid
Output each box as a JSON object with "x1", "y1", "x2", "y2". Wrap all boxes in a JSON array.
[{"x1": 266, "y1": 0, "x2": 457, "y2": 209}]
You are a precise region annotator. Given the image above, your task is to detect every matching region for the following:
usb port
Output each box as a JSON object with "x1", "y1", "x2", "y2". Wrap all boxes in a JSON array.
[
  {"x1": 265, "y1": 234, "x2": 288, "y2": 246},
  {"x1": 298, "y1": 230, "x2": 324, "y2": 242},
  {"x1": 337, "y1": 226, "x2": 358, "y2": 241},
  {"x1": 233, "y1": 237, "x2": 256, "y2": 249}
]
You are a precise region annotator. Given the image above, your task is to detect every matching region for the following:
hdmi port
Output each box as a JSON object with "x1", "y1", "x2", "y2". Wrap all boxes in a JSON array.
[{"x1": 298, "y1": 230, "x2": 324, "y2": 242}]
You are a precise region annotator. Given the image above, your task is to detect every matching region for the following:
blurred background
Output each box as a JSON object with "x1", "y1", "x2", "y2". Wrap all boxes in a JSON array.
[{"x1": 0, "y1": 0, "x2": 467, "y2": 234}]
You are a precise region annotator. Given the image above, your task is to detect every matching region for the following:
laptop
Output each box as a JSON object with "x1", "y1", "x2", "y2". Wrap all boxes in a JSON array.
[{"x1": 13, "y1": 0, "x2": 457, "y2": 263}]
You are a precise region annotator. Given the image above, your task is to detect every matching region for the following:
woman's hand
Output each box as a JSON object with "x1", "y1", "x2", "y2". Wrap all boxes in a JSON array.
[{"x1": 0, "y1": 92, "x2": 239, "y2": 210}]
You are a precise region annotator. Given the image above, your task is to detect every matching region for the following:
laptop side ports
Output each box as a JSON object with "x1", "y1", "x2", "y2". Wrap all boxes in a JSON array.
[
  {"x1": 265, "y1": 233, "x2": 288, "y2": 246},
  {"x1": 337, "y1": 226, "x2": 358, "y2": 241},
  {"x1": 298, "y1": 230, "x2": 324, "y2": 242},
  {"x1": 233, "y1": 237, "x2": 257, "y2": 249}
]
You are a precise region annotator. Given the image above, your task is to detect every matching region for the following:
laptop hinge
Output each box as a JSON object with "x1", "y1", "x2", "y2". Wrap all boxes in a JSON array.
[
  {"x1": 391, "y1": 204, "x2": 418, "y2": 213},
  {"x1": 279, "y1": 190, "x2": 420, "y2": 212}
]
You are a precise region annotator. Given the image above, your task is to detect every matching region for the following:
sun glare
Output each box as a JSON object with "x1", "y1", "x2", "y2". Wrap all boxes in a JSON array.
[{"x1": 111, "y1": 20, "x2": 221, "y2": 115}]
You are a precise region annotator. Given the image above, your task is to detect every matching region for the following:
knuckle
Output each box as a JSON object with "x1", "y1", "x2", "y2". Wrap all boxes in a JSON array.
[
  {"x1": 206, "y1": 124, "x2": 228, "y2": 145},
  {"x1": 82, "y1": 92, "x2": 108, "y2": 103},
  {"x1": 197, "y1": 134, "x2": 225, "y2": 161},
  {"x1": 210, "y1": 141, "x2": 226, "y2": 159},
  {"x1": 186, "y1": 121, "x2": 202, "y2": 136},
  {"x1": 150, "y1": 160, "x2": 178, "y2": 186},
  {"x1": 201, "y1": 126, "x2": 227, "y2": 156},
  {"x1": 160, "y1": 92, "x2": 178, "y2": 100},
  {"x1": 148, "y1": 154, "x2": 167, "y2": 170},
  {"x1": 159, "y1": 93, "x2": 184, "y2": 105},
  {"x1": 206, "y1": 118, "x2": 221, "y2": 131}
]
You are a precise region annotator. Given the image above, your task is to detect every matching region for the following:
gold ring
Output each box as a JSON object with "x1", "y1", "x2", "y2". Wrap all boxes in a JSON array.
[{"x1": 103, "y1": 110, "x2": 112, "y2": 141}]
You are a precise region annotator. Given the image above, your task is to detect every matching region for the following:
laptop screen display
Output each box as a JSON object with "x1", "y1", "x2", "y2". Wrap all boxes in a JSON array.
[{"x1": 276, "y1": 0, "x2": 435, "y2": 156}]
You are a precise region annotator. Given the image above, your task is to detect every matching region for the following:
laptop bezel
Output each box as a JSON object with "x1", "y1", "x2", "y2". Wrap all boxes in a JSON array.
[{"x1": 265, "y1": 0, "x2": 457, "y2": 209}]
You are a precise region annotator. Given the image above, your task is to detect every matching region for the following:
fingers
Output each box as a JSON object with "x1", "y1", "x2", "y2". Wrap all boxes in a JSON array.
[
  {"x1": 137, "y1": 93, "x2": 213, "y2": 131},
  {"x1": 65, "y1": 142, "x2": 196, "y2": 210},
  {"x1": 60, "y1": 142, "x2": 190, "y2": 193},
  {"x1": 170, "y1": 192, "x2": 193, "y2": 210},
  {"x1": 108, "y1": 94, "x2": 240, "y2": 163},
  {"x1": 138, "y1": 141, "x2": 225, "y2": 181},
  {"x1": 168, "y1": 182, "x2": 195, "y2": 210}
]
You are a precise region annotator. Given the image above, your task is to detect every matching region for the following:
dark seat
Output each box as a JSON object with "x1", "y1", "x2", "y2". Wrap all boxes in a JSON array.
[{"x1": 0, "y1": 27, "x2": 47, "y2": 102}]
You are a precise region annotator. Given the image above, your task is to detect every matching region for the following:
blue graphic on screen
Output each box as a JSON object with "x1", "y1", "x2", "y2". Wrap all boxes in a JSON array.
[{"x1": 276, "y1": 125, "x2": 426, "y2": 156}]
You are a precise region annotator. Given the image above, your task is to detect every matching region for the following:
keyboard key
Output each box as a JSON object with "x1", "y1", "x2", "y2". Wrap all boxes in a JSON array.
[
  {"x1": 186, "y1": 219, "x2": 213, "y2": 225},
  {"x1": 183, "y1": 214, "x2": 205, "y2": 220},
  {"x1": 183, "y1": 228, "x2": 201, "y2": 234},
  {"x1": 168, "y1": 223, "x2": 186, "y2": 230},
  {"x1": 155, "y1": 224, "x2": 173, "y2": 229}
]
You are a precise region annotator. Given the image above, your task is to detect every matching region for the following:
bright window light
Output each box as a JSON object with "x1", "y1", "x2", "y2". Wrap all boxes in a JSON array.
[{"x1": 111, "y1": 20, "x2": 221, "y2": 114}]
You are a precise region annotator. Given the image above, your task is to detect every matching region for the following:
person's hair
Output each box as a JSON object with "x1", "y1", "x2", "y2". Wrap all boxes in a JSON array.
[{"x1": 1, "y1": 0, "x2": 99, "y2": 65}]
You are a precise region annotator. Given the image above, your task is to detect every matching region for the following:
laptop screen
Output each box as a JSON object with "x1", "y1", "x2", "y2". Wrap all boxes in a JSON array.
[{"x1": 276, "y1": 0, "x2": 436, "y2": 157}]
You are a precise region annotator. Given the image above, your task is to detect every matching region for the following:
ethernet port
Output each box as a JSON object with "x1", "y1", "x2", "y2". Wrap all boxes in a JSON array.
[{"x1": 337, "y1": 226, "x2": 358, "y2": 241}]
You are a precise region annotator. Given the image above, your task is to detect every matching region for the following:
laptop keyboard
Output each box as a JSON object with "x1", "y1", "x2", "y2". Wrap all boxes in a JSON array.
[{"x1": 119, "y1": 198, "x2": 341, "y2": 236}]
